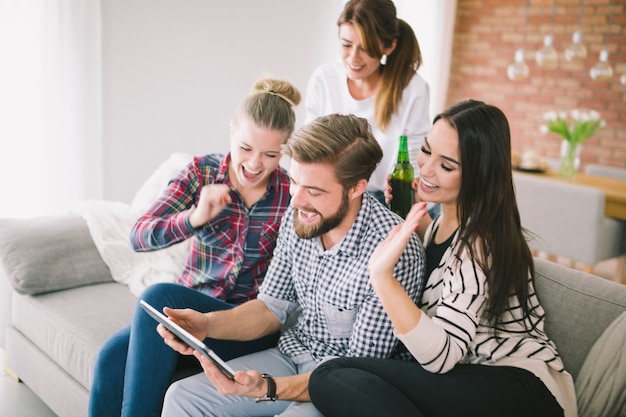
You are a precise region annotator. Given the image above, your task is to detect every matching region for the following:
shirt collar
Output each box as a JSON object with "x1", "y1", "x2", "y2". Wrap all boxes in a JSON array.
[{"x1": 216, "y1": 153, "x2": 231, "y2": 184}]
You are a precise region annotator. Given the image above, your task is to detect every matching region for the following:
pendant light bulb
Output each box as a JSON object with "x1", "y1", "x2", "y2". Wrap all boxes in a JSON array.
[
  {"x1": 507, "y1": 48, "x2": 529, "y2": 80},
  {"x1": 620, "y1": 73, "x2": 626, "y2": 85},
  {"x1": 590, "y1": 50, "x2": 614, "y2": 81},
  {"x1": 565, "y1": 30, "x2": 587, "y2": 61},
  {"x1": 536, "y1": 34, "x2": 558, "y2": 66}
]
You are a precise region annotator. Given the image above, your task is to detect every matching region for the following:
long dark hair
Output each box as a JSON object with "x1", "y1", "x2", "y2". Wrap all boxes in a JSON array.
[{"x1": 435, "y1": 99, "x2": 535, "y2": 328}]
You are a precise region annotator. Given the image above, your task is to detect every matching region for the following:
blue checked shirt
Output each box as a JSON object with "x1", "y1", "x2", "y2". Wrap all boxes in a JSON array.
[{"x1": 258, "y1": 193, "x2": 426, "y2": 363}]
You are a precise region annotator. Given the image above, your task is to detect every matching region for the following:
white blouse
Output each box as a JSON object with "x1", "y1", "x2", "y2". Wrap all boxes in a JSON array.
[{"x1": 305, "y1": 61, "x2": 431, "y2": 191}]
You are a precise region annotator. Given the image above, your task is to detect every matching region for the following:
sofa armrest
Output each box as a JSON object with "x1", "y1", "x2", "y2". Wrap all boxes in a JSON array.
[{"x1": 0, "y1": 215, "x2": 113, "y2": 295}]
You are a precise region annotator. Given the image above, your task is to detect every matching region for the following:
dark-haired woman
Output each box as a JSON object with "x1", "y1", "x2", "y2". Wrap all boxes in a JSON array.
[{"x1": 309, "y1": 99, "x2": 576, "y2": 417}]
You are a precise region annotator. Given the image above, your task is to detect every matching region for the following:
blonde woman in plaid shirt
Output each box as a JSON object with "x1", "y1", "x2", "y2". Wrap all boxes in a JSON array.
[{"x1": 89, "y1": 78, "x2": 300, "y2": 417}]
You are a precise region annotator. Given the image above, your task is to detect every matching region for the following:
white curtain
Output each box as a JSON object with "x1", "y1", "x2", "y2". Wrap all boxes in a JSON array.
[
  {"x1": 0, "y1": 0, "x2": 102, "y2": 218},
  {"x1": 396, "y1": 0, "x2": 457, "y2": 119}
]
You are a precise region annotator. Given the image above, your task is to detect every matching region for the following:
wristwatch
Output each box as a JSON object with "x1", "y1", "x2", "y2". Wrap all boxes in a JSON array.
[{"x1": 255, "y1": 373, "x2": 277, "y2": 403}]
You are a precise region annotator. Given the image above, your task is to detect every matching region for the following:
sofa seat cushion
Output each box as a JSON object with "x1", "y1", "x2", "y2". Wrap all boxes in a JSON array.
[{"x1": 11, "y1": 282, "x2": 136, "y2": 388}]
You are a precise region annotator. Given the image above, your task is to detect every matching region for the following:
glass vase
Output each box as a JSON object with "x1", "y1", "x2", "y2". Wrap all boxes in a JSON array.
[{"x1": 559, "y1": 140, "x2": 581, "y2": 179}]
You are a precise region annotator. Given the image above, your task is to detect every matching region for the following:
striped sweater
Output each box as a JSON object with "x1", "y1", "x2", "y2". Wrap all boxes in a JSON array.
[{"x1": 396, "y1": 217, "x2": 577, "y2": 416}]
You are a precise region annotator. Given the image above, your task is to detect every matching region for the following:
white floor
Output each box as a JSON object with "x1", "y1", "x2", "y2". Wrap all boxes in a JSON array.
[
  {"x1": 1, "y1": 350, "x2": 57, "y2": 417},
  {"x1": 0, "y1": 258, "x2": 621, "y2": 417}
]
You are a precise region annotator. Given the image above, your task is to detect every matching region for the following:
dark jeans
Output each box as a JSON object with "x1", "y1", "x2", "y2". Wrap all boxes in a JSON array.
[
  {"x1": 309, "y1": 357, "x2": 563, "y2": 417},
  {"x1": 88, "y1": 283, "x2": 280, "y2": 417}
]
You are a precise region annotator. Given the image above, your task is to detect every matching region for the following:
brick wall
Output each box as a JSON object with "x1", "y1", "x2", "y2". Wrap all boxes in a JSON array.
[{"x1": 447, "y1": 0, "x2": 626, "y2": 169}]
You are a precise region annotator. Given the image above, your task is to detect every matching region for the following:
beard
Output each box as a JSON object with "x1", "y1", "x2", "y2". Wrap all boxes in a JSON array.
[{"x1": 293, "y1": 189, "x2": 350, "y2": 239}]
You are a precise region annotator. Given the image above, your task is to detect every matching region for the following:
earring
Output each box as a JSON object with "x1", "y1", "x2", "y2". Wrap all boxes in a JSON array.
[{"x1": 380, "y1": 54, "x2": 387, "y2": 66}]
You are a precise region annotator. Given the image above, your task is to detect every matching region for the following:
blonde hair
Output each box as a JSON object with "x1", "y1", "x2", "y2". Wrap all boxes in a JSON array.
[{"x1": 233, "y1": 78, "x2": 302, "y2": 137}]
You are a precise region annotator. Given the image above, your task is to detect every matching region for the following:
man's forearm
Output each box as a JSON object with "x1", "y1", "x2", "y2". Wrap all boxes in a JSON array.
[{"x1": 206, "y1": 299, "x2": 282, "y2": 341}]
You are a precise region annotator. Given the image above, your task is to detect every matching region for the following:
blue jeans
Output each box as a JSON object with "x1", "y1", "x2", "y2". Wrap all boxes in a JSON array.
[{"x1": 88, "y1": 283, "x2": 280, "y2": 417}]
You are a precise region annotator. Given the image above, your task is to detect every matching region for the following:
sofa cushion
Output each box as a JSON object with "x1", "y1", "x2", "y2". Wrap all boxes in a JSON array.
[
  {"x1": 68, "y1": 152, "x2": 193, "y2": 296},
  {"x1": 575, "y1": 312, "x2": 626, "y2": 417},
  {"x1": 11, "y1": 282, "x2": 136, "y2": 388},
  {"x1": 69, "y1": 200, "x2": 189, "y2": 297},
  {"x1": 533, "y1": 258, "x2": 626, "y2": 379},
  {"x1": 0, "y1": 216, "x2": 113, "y2": 295}
]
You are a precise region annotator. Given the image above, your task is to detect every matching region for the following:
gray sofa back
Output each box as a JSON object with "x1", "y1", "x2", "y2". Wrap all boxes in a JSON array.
[{"x1": 533, "y1": 257, "x2": 626, "y2": 379}]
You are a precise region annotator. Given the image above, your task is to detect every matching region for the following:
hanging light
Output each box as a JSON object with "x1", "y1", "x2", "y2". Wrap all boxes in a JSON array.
[
  {"x1": 621, "y1": 73, "x2": 626, "y2": 85},
  {"x1": 565, "y1": 0, "x2": 587, "y2": 61},
  {"x1": 507, "y1": 0, "x2": 530, "y2": 80},
  {"x1": 590, "y1": 0, "x2": 614, "y2": 81},
  {"x1": 565, "y1": 31, "x2": 587, "y2": 61},
  {"x1": 590, "y1": 49, "x2": 614, "y2": 81},
  {"x1": 536, "y1": 34, "x2": 558, "y2": 66},
  {"x1": 508, "y1": 49, "x2": 530, "y2": 80},
  {"x1": 536, "y1": 0, "x2": 558, "y2": 66}
]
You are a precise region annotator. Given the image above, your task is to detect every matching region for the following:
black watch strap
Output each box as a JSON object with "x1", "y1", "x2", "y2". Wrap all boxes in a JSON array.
[{"x1": 255, "y1": 373, "x2": 277, "y2": 403}]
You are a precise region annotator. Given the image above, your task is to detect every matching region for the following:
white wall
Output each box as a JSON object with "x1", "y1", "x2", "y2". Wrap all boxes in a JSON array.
[
  {"x1": 101, "y1": 0, "x2": 447, "y2": 203},
  {"x1": 102, "y1": 0, "x2": 344, "y2": 202}
]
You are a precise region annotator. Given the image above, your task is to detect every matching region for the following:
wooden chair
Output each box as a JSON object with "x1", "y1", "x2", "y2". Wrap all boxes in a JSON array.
[{"x1": 513, "y1": 172, "x2": 626, "y2": 282}]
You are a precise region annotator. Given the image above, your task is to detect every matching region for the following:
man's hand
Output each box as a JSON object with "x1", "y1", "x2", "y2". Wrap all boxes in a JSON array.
[
  {"x1": 194, "y1": 351, "x2": 267, "y2": 399},
  {"x1": 156, "y1": 307, "x2": 210, "y2": 355}
]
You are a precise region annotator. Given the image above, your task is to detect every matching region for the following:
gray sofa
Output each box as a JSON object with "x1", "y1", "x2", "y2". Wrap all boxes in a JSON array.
[{"x1": 1, "y1": 215, "x2": 625, "y2": 417}]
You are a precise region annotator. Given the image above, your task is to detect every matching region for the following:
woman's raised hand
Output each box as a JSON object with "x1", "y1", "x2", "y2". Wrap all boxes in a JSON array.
[
  {"x1": 189, "y1": 184, "x2": 231, "y2": 228},
  {"x1": 368, "y1": 202, "x2": 428, "y2": 281}
]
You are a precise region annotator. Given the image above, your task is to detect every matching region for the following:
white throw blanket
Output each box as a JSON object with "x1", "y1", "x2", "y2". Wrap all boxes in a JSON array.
[{"x1": 69, "y1": 153, "x2": 192, "y2": 296}]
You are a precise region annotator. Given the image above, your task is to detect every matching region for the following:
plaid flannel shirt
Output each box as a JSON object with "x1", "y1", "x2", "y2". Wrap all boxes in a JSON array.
[{"x1": 130, "y1": 153, "x2": 290, "y2": 304}]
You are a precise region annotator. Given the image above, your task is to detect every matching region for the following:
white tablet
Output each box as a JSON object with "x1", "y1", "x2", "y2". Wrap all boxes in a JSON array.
[{"x1": 140, "y1": 299, "x2": 235, "y2": 379}]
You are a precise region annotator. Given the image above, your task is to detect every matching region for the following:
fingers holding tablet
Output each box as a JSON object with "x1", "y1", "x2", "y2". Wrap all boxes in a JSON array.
[{"x1": 140, "y1": 300, "x2": 235, "y2": 379}]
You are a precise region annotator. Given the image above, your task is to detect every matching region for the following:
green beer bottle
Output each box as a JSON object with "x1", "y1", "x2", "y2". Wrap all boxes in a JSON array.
[{"x1": 390, "y1": 135, "x2": 414, "y2": 219}]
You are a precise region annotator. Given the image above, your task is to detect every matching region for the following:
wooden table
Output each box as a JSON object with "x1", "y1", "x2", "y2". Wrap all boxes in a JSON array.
[{"x1": 514, "y1": 169, "x2": 626, "y2": 221}]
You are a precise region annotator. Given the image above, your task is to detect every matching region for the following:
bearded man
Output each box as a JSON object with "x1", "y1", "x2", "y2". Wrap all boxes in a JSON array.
[{"x1": 157, "y1": 114, "x2": 426, "y2": 417}]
